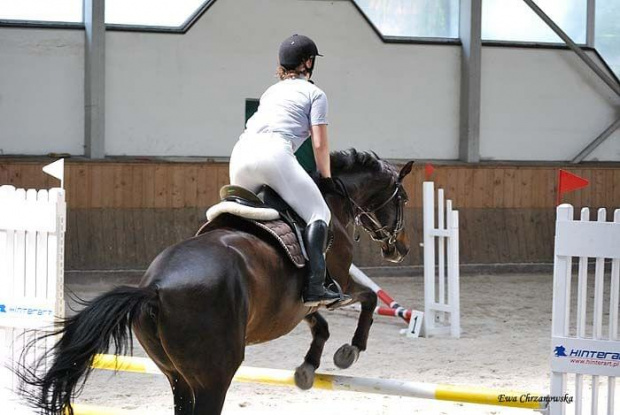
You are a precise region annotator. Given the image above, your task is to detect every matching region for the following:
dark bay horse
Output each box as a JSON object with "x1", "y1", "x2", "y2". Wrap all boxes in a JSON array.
[{"x1": 18, "y1": 149, "x2": 413, "y2": 415}]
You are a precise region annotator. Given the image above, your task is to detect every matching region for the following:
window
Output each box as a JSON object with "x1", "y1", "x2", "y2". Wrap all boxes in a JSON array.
[
  {"x1": 353, "y1": 0, "x2": 459, "y2": 39},
  {"x1": 0, "y1": 0, "x2": 82, "y2": 23},
  {"x1": 596, "y1": 0, "x2": 620, "y2": 76},
  {"x1": 482, "y1": 0, "x2": 587, "y2": 44},
  {"x1": 0, "y1": 0, "x2": 211, "y2": 29},
  {"x1": 105, "y1": 0, "x2": 207, "y2": 27}
]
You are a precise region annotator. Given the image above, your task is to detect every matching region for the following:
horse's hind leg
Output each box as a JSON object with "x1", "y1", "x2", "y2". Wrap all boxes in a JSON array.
[
  {"x1": 294, "y1": 312, "x2": 330, "y2": 390},
  {"x1": 191, "y1": 382, "x2": 234, "y2": 415},
  {"x1": 334, "y1": 288, "x2": 377, "y2": 369},
  {"x1": 167, "y1": 374, "x2": 194, "y2": 415},
  {"x1": 155, "y1": 281, "x2": 247, "y2": 415},
  {"x1": 178, "y1": 351, "x2": 242, "y2": 415},
  {"x1": 133, "y1": 304, "x2": 194, "y2": 415}
]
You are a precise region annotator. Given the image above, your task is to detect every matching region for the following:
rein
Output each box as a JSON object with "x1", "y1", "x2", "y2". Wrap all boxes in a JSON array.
[{"x1": 332, "y1": 177, "x2": 405, "y2": 245}]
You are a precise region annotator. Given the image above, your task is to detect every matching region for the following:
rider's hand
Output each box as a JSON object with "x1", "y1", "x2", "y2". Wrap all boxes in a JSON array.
[{"x1": 318, "y1": 177, "x2": 338, "y2": 194}]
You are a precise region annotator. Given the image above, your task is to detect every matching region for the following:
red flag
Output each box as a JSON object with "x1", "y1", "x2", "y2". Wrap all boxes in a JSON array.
[
  {"x1": 557, "y1": 169, "x2": 589, "y2": 205},
  {"x1": 425, "y1": 163, "x2": 435, "y2": 181}
]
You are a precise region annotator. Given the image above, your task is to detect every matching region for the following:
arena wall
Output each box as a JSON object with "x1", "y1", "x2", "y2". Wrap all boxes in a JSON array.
[
  {"x1": 0, "y1": 0, "x2": 618, "y2": 161},
  {"x1": 2, "y1": 160, "x2": 618, "y2": 271}
]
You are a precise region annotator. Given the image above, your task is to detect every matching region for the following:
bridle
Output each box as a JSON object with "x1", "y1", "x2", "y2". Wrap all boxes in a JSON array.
[{"x1": 334, "y1": 178, "x2": 407, "y2": 245}]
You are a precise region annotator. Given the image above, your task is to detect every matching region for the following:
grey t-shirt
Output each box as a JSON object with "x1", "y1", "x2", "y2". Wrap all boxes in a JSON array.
[{"x1": 245, "y1": 78, "x2": 328, "y2": 152}]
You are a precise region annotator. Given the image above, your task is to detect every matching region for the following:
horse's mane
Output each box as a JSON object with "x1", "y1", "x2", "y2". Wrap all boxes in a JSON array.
[{"x1": 331, "y1": 149, "x2": 395, "y2": 177}]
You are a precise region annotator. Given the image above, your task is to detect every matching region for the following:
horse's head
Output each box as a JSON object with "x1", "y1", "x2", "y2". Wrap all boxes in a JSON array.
[
  {"x1": 356, "y1": 159, "x2": 413, "y2": 263},
  {"x1": 331, "y1": 150, "x2": 414, "y2": 263}
]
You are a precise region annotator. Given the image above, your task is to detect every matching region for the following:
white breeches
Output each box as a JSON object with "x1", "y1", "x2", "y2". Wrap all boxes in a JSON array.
[{"x1": 229, "y1": 132, "x2": 331, "y2": 225}]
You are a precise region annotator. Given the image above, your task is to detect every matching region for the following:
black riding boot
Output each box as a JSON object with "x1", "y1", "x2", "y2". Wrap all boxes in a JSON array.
[{"x1": 302, "y1": 220, "x2": 348, "y2": 306}]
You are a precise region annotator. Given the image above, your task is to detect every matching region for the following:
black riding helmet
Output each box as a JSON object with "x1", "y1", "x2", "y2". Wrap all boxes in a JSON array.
[{"x1": 278, "y1": 34, "x2": 322, "y2": 78}]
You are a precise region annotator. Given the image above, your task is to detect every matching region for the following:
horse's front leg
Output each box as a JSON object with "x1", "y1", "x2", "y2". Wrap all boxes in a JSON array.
[
  {"x1": 294, "y1": 312, "x2": 330, "y2": 390},
  {"x1": 334, "y1": 285, "x2": 377, "y2": 369}
]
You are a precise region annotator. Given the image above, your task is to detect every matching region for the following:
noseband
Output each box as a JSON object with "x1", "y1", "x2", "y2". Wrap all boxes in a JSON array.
[{"x1": 334, "y1": 178, "x2": 406, "y2": 245}]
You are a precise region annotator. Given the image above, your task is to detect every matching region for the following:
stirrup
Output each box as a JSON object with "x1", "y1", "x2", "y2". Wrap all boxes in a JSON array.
[
  {"x1": 303, "y1": 286, "x2": 341, "y2": 307},
  {"x1": 326, "y1": 295, "x2": 354, "y2": 310},
  {"x1": 303, "y1": 286, "x2": 351, "y2": 307}
]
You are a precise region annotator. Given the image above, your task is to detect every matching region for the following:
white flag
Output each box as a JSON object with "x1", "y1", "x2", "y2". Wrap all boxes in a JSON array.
[{"x1": 42, "y1": 159, "x2": 65, "y2": 188}]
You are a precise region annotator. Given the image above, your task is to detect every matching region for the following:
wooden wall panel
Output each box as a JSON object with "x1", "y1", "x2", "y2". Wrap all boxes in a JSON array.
[
  {"x1": 62, "y1": 207, "x2": 558, "y2": 270},
  {"x1": 2, "y1": 159, "x2": 619, "y2": 270},
  {"x1": 2, "y1": 159, "x2": 619, "y2": 210}
]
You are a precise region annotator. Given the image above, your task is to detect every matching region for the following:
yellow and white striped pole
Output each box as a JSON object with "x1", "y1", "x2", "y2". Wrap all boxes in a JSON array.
[
  {"x1": 69, "y1": 404, "x2": 135, "y2": 415},
  {"x1": 92, "y1": 354, "x2": 547, "y2": 411},
  {"x1": 92, "y1": 354, "x2": 161, "y2": 375}
]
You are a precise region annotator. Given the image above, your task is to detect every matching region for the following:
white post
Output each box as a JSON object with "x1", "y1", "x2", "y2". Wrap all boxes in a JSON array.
[
  {"x1": 591, "y1": 208, "x2": 606, "y2": 414},
  {"x1": 448, "y1": 209, "x2": 461, "y2": 338},
  {"x1": 50, "y1": 188, "x2": 66, "y2": 320},
  {"x1": 608, "y1": 209, "x2": 620, "y2": 415},
  {"x1": 423, "y1": 182, "x2": 435, "y2": 337},
  {"x1": 437, "y1": 189, "x2": 445, "y2": 323},
  {"x1": 550, "y1": 204, "x2": 573, "y2": 415},
  {"x1": 575, "y1": 207, "x2": 589, "y2": 415}
]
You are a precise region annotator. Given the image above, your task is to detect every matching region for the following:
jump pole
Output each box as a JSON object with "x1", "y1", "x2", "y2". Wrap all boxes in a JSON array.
[
  {"x1": 349, "y1": 264, "x2": 423, "y2": 336},
  {"x1": 341, "y1": 304, "x2": 417, "y2": 321},
  {"x1": 375, "y1": 306, "x2": 413, "y2": 320},
  {"x1": 69, "y1": 404, "x2": 135, "y2": 415},
  {"x1": 349, "y1": 264, "x2": 421, "y2": 323},
  {"x1": 92, "y1": 354, "x2": 547, "y2": 411}
]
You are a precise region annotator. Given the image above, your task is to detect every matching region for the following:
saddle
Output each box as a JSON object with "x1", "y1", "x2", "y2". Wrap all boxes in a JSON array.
[
  {"x1": 197, "y1": 185, "x2": 312, "y2": 268},
  {"x1": 198, "y1": 185, "x2": 347, "y2": 308}
]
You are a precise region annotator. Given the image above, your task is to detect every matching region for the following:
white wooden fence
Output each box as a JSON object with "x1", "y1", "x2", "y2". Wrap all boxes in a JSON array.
[
  {"x1": 422, "y1": 182, "x2": 461, "y2": 338},
  {"x1": 550, "y1": 204, "x2": 620, "y2": 415},
  {"x1": 0, "y1": 185, "x2": 66, "y2": 393}
]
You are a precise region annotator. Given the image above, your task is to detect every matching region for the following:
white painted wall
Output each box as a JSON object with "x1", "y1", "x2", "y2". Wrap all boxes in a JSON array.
[
  {"x1": 0, "y1": 0, "x2": 618, "y2": 161},
  {"x1": 104, "y1": 0, "x2": 460, "y2": 159},
  {"x1": 481, "y1": 47, "x2": 620, "y2": 161},
  {"x1": 0, "y1": 28, "x2": 84, "y2": 155}
]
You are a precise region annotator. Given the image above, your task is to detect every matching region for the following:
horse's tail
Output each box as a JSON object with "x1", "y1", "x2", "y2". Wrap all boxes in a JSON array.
[{"x1": 17, "y1": 285, "x2": 157, "y2": 415}]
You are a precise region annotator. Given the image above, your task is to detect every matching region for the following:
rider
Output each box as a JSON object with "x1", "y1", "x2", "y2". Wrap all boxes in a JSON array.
[{"x1": 229, "y1": 34, "x2": 347, "y2": 307}]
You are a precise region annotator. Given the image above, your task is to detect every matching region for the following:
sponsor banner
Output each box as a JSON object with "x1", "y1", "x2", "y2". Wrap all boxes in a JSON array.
[
  {"x1": 0, "y1": 299, "x2": 55, "y2": 322},
  {"x1": 551, "y1": 336, "x2": 620, "y2": 377}
]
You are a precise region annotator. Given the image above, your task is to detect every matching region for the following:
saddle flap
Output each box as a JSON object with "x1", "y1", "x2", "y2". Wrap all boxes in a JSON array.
[
  {"x1": 257, "y1": 186, "x2": 291, "y2": 214},
  {"x1": 251, "y1": 220, "x2": 306, "y2": 268}
]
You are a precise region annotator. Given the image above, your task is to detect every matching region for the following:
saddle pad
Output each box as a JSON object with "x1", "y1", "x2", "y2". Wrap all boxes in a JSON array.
[
  {"x1": 196, "y1": 216, "x2": 305, "y2": 269},
  {"x1": 206, "y1": 201, "x2": 280, "y2": 221}
]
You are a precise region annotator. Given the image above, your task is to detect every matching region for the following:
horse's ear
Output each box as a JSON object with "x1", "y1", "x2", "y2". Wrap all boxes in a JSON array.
[{"x1": 398, "y1": 161, "x2": 414, "y2": 181}]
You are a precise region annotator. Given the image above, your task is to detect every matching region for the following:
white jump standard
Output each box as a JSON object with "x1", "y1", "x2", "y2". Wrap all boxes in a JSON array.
[
  {"x1": 550, "y1": 204, "x2": 620, "y2": 415},
  {"x1": 423, "y1": 181, "x2": 460, "y2": 338},
  {"x1": 0, "y1": 184, "x2": 66, "y2": 394}
]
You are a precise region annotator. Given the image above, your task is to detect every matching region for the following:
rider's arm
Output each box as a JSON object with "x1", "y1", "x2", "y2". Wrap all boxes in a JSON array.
[
  {"x1": 311, "y1": 124, "x2": 331, "y2": 178},
  {"x1": 309, "y1": 88, "x2": 330, "y2": 179}
]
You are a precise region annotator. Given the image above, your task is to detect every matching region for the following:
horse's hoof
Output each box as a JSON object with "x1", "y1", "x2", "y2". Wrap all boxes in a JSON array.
[
  {"x1": 294, "y1": 362, "x2": 315, "y2": 390},
  {"x1": 333, "y1": 344, "x2": 360, "y2": 369}
]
